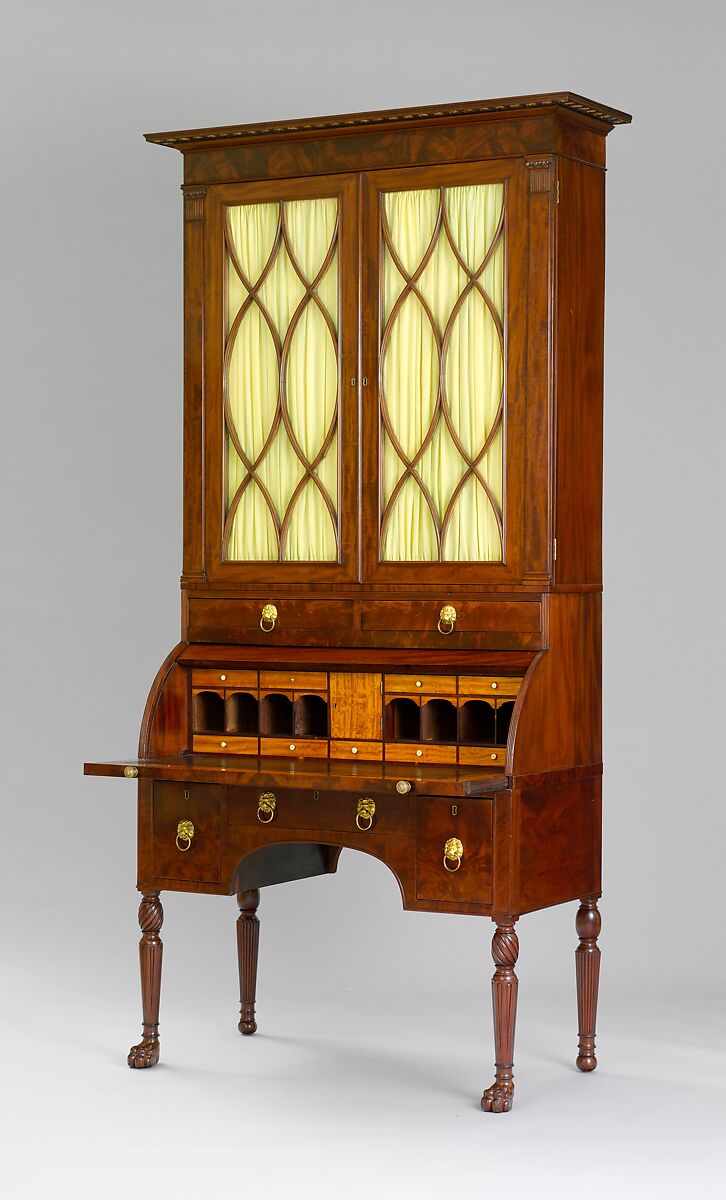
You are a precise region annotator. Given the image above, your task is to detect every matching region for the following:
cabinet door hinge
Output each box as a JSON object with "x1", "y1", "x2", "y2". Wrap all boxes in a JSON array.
[
  {"x1": 556, "y1": 179, "x2": 560, "y2": 204},
  {"x1": 553, "y1": 537, "x2": 558, "y2": 561}
]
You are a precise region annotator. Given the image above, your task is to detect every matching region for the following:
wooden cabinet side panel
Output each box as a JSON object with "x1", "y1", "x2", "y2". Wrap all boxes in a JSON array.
[
  {"x1": 553, "y1": 158, "x2": 605, "y2": 588},
  {"x1": 514, "y1": 778, "x2": 601, "y2": 913},
  {"x1": 329, "y1": 672, "x2": 382, "y2": 740},
  {"x1": 510, "y1": 593, "x2": 601, "y2": 776}
]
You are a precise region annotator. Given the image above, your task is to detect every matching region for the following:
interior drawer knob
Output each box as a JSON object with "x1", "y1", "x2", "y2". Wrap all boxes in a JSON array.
[
  {"x1": 438, "y1": 604, "x2": 457, "y2": 635},
  {"x1": 260, "y1": 603, "x2": 278, "y2": 632},
  {"x1": 176, "y1": 819, "x2": 195, "y2": 851},
  {"x1": 356, "y1": 797, "x2": 376, "y2": 831},
  {"x1": 443, "y1": 836, "x2": 463, "y2": 871},
  {"x1": 257, "y1": 791, "x2": 277, "y2": 823}
]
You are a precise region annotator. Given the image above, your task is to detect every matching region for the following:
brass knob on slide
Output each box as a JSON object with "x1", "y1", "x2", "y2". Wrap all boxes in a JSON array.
[
  {"x1": 123, "y1": 766, "x2": 138, "y2": 778},
  {"x1": 356, "y1": 797, "x2": 376, "y2": 831},
  {"x1": 443, "y1": 836, "x2": 463, "y2": 872},
  {"x1": 438, "y1": 604, "x2": 457, "y2": 635},
  {"x1": 260, "y1": 603, "x2": 278, "y2": 632},
  {"x1": 395, "y1": 780, "x2": 411, "y2": 795},
  {"x1": 176, "y1": 819, "x2": 195, "y2": 851},
  {"x1": 257, "y1": 791, "x2": 277, "y2": 823}
]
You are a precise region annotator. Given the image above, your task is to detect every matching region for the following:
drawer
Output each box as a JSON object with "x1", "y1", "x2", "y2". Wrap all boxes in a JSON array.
[
  {"x1": 259, "y1": 737, "x2": 329, "y2": 759},
  {"x1": 361, "y1": 600, "x2": 541, "y2": 635},
  {"x1": 228, "y1": 785, "x2": 409, "y2": 837},
  {"x1": 384, "y1": 674, "x2": 456, "y2": 695},
  {"x1": 459, "y1": 746, "x2": 507, "y2": 766},
  {"x1": 416, "y1": 796, "x2": 493, "y2": 903},
  {"x1": 193, "y1": 735, "x2": 258, "y2": 755},
  {"x1": 260, "y1": 670, "x2": 327, "y2": 691},
  {"x1": 330, "y1": 739, "x2": 383, "y2": 761},
  {"x1": 385, "y1": 743, "x2": 457, "y2": 765},
  {"x1": 192, "y1": 669, "x2": 258, "y2": 690},
  {"x1": 152, "y1": 782, "x2": 221, "y2": 883},
  {"x1": 458, "y1": 676, "x2": 522, "y2": 698},
  {"x1": 187, "y1": 597, "x2": 354, "y2": 644}
]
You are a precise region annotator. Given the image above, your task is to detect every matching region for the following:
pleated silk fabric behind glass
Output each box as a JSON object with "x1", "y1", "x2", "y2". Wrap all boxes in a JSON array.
[
  {"x1": 224, "y1": 198, "x2": 339, "y2": 561},
  {"x1": 380, "y1": 183, "x2": 505, "y2": 562}
]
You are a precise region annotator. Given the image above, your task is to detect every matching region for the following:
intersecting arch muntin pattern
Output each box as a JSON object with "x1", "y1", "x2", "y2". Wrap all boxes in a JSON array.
[
  {"x1": 223, "y1": 196, "x2": 340, "y2": 562},
  {"x1": 379, "y1": 181, "x2": 505, "y2": 563}
]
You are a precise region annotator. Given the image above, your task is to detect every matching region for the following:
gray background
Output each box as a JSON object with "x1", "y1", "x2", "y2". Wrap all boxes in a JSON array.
[{"x1": 2, "y1": 1, "x2": 724, "y2": 1195}]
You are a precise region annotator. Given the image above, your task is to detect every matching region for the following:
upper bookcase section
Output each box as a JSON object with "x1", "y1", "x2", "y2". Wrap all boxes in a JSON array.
[{"x1": 144, "y1": 92, "x2": 632, "y2": 183}]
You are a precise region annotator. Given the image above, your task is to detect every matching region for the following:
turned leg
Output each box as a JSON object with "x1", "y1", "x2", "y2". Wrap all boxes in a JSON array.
[
  {"x1": 237, "y1": 888, "x2": 260, "y2": 1035},
  {"x1": 481, "y1": 920, "x2": 519, "y2": 1113},
  {"x1": 128, "y1": 893, "x2": 163, "y2": 1068},
  {"x1": 575, "y1": 897, "x2": 601, "y2": 1071}
]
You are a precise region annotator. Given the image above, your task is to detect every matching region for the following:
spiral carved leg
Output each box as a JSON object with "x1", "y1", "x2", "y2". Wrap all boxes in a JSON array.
[
  {"x1": 575, "y1": 898, "x2": 601, "y2": 1072},
  {"x1": 481, "y1": 921, "x2": 519, "y2": 1114},
  {"x1": 237, "y1": 889, "x2": 260, "y2": 1035},
  {"x1": 128, "y1": 893, "x2": 163, "y2": 1069}
]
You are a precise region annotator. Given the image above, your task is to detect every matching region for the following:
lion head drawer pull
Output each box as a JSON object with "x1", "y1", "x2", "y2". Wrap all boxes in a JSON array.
[
  {"x1": 443, "y1": 836, "x2": 464, "y2": 872},
  {"x1": 257, "y1": 791, "x2": 277, "y2": 823},
  {"x1": 356, "y1": 797, "x2": 376, "y2": 831},
  {"x1": 176, "y1": 819, "x2": 195, "y2": 852},
  {"x1": 260, "y1": 603, "x2": 278, "y2": 632},
  {"x1": 437, "y1": 604, "x2": 457, "y2": 635}
]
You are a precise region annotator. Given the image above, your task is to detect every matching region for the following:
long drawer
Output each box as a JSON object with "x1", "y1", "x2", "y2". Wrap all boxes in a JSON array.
[
  {"x1": 360, "y1": 599, "x2": 542, "y2": 649},
  {"x1": 227, "y1": 786, "x2": 410, "y2": 837}
]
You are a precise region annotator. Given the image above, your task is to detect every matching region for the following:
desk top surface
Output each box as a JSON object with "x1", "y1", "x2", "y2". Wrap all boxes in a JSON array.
[{"x1": 84, "y1": 754, "x2": 509, "y2": 797}]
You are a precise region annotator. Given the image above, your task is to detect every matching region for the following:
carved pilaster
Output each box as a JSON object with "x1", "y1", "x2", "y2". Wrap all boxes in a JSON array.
[
  {"x1": 525, "y1": 158, "x2": 553, "y2": 193},
  {"x1": 237, "y1": 889, "x2": 260, "y2": 1035},
  {"x1": 482, "y1": 921, "x2": 519, "y2": 1113},
  {"x1": 128, "y1": 893, "x2": 164, "y2": 1068},
  {"x1": 183, "y1": 186, "x2": 207, "y2": 221},
  {"x1": 575, "y1": 898, "x2": 601, "y2": 1071}
]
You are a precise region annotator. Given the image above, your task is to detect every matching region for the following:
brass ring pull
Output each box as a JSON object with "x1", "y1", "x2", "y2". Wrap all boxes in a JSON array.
[
  {"x1": 443, "y1": 836, "x2": 463, "y2": 872},
  {"x1": 257, "y1": 791, "x2": 277, "y2": 823},
  {"x1": 438, "y1": 604, "x2": 457, "y2": 635},
  {"x1": 260, "y1": 603, "x2": 277, "y2": 632},
  {"x1": 176, "y1": 819, "x2": 194, "y2": 852},
  {"x1": 356, "y1": 797, "x2": 376, "y2": 831}
]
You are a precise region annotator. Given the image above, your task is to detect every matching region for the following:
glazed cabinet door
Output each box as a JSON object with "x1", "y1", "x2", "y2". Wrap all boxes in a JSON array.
[
  {"x1": 203, "y1": 174, "x2": 359, "y2": 584},
  {"x1": 361, "y1": 160, "x2": 530, "y2": 585}
]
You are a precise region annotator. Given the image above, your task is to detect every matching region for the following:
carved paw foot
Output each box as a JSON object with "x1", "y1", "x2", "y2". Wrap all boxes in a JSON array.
[
  {"x1": 127, "y1": 1039, "x2": 160, "y2": 1068},
  {"x1": 576, "y1": 1051, "x2": 597, "y2": 1072},
  {"x1": 481, "y1": 1082, "x2": 514, "y2": 1113},
  {"x1": 238, "y1": 1007, "x2": 257, "y2": 1035}
]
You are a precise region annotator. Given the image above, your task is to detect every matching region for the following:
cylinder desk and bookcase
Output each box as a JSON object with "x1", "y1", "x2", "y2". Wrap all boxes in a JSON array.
[{"x1": 85, "y1": 92, "x2": 630, "y2": 1113}]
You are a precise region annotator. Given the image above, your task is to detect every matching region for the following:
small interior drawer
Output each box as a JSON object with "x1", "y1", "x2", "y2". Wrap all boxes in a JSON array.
[
  {"x1": 459, "y1": 746, "x2": 506, "y2": 766},
  {"x1": 384, "y1": 674, "x2": 456, "y2": 695},
  {"x1": 192, "y1": 734, "x2": 258, "y2": 755},
  {"x1": 260, "y1": 670, "x2": 328, "y2": 691},
  {"x1": 152, "y1": 782, "x2": 221, "y2": 883},
  {"x1": 458, "y1": 676, "x2": 522, "y2": 697},
  {"x1": 416, "y1": 796, "x2": 493, "y2": 903},
  {"x1": 259, "y1": 737, "x2": 329, "y2": 758},
  {"x1": 330, "y1": 739, "x2": 383, "y2": 761},
  {"x1": 385, "y1": 743, "x2": 457, "y2": 765},
  {"x1": 192, "y1": 669, "x2": 257, "y2": 690}
]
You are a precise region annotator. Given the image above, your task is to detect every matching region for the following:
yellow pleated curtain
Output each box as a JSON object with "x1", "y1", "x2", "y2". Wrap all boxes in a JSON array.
[
  {"x1": 380, "y1": 183, "x2": 505, "y2": 562},
  {"x1": 224, "y1": 197, "x2": 339, "y2": 562}
]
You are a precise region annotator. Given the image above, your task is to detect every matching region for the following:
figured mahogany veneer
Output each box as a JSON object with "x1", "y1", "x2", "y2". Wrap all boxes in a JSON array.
[{"x1": 85, "y1": 91, "x2": 629, "y2": 1113}]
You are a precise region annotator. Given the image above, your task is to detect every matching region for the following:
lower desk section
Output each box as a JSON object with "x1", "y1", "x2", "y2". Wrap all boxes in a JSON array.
[
  {"x1": 85, "y1": 758, "x2": 600, "y2": 917},
  {"x1": 140, "y1": 777, "x2": 499, "y2": 914}
]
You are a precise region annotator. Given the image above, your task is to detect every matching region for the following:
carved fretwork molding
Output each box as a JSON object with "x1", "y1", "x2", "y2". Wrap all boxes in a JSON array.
[
  {"x1": 183, "y1": 187, "x2": 207, "y2": 221},
  {"x1": 525, "y1": 159, "x2": 553, "y2": 193}
]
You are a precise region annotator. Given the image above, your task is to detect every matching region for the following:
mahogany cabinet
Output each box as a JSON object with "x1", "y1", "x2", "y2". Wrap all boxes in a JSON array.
[{"x1": 85, "y1": 91, "x2": 630, "y2": 1111}]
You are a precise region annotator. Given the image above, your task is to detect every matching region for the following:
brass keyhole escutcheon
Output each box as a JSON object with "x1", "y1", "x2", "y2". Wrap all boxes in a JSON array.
[
  {"x1": 176, "y1": 819, "x2": 195, "y2": 852},
  {"x1": 260, "y1": 603, "x2": 278, "y2": 632},
  {"x1": 356, "y1": 797, "x2": 376, "y2": 831},
  {"x1": 451, "y1": 804, "x2": 458, "y2": 817},
  {"x1": 437, "y1": 604, "x2": 457, "y2": 635},
  {"x1": 443, "y1": 836, "x2": 463, "y2": 872},
  {"x1": 257, "y1": 791, "x2": 277, "y2": 823}
]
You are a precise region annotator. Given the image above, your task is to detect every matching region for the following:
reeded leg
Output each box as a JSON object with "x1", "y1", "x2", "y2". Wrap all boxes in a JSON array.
[
  {"x1": 481, "y1": 920, "x2": 519, "y2": 1113},
  {"x1": 575, "y1": 898, "x2": 601, "y2": 1071},
  {"x1": 237, "y1": 888, "x2": 260, "y2": 1035},
  {"x1": 128, "y1": 893, "x2": 163, "y2": 1068}
]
